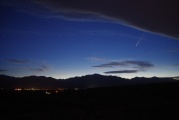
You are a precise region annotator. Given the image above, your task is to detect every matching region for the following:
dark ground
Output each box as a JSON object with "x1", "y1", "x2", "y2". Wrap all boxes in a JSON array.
[{"x1": 0, "y1": 82, "x2": 179, "y2": 120}]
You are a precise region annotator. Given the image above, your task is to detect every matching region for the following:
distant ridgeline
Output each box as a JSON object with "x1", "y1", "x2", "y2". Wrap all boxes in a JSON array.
[{"x1": 0, "y1": 74, "x2": 177, "y2": 89}]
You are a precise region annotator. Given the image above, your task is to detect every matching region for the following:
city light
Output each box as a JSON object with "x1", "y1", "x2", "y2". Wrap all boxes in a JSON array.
[
  {"x1": 46, "y1": 91, "x2": 51, "y2": 95},
  {"x1": 15, "y1": 88, "x2": 22, "y2": 91}
]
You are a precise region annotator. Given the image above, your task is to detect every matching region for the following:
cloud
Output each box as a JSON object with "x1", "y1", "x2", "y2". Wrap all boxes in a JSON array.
[
  {"x1": 93, "y1": 60, "x2": 154, "y2": 74},
  {"x1": 104, "y1": 70, "x2": 138, "y2": 74},
  {"x1": 93, "y1": 60, "x2": 154, "y2": 69},
  {"x1": 6, "y1": 59, "x2": 29, "y2": 64},
  {"x1": 30, "y1": 65, "x2": 48, "y2": 72},
  {"x1": 93, "y1": 61, "x2": 127, "y2": 67},
  {"x1": 30, "y1": 68, "x2": 44, "y2": 72},
  {"x1": 87, "y1": 57, "x2": 108, "y2": 62},
  {"x1": 41, "y1": 65, "x2": 48, "y2": 69},
  {"x1": 3, "y1": 0, "x2": 177, "y2": 39},
  {"x1": 125, "y1": 60, "x2": 154, "y2": 68},
  {"x1": 0, "y1": 69, "x2": 9, "y2": 72}
]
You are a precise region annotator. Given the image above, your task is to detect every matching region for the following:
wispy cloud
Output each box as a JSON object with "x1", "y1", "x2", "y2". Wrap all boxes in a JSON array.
[
  {"x1": 93, "y1": 61, "x2": 126, "y2": 67},
  {"x1": 93, "y1": 60, "x2": 154, "y2": 69},
  {"x1": 6, "y1": 59, "x2": 29, "y2": 64},
  {"x1": 30, "y1": 65, "x2": 48, "y2": 72},
  {"x1": 126, "y1": 60, "x2": 154, "y2": 68},
  {"x1": 93, "y1": 59, "x2": 154, "y2": 74},
  {"x1": 0, "y1": 69, "x2": 9, "y2": 72},
  {"x1": 2, "y1": 0, "x2": 178, "y2": 39},
  {"x1": 104, "y1": 70, "x2": 138, "y2": 74},
  {"x1": 87, "y1": 57, "x2": 108, "y2": 62},
  {"x1": 30, "y1": 68, "x2": 44, "y2": 72}
]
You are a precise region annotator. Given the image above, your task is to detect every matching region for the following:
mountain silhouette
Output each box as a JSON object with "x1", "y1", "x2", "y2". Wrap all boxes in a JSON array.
[{"x1": 0, "y1": 74, "x2": 177, "y2": 89}]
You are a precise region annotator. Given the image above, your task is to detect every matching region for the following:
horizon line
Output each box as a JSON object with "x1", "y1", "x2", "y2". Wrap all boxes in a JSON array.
[{"x1": 0, "y1": 73, "x2": 178, "y2": 80}]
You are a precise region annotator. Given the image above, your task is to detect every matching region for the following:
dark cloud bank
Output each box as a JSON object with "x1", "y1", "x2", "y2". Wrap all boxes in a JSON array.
[
  {"x1": 93, "y1": 60, "x2": 153, "y2": 68},
  {"x1": 93, "y1": 60, "x2": 154, "y2": 74},
  {"x1": 104, "y1": 70, "x2": 138, "y2": 74},
  {"x1": 0, "y1": 69, "x2": 9, "y2": 72},
  {"x1": 6, "y1": 59, "x2": 29, "y2": 64},
  {"x1": 4, "y1": 0, "x2": 178, "y2": 39}
]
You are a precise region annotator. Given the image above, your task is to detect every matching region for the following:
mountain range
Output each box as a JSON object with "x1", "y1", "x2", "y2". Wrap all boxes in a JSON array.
[{"x1": 0, "y1": 74, "x2": 178, "y2": 89}]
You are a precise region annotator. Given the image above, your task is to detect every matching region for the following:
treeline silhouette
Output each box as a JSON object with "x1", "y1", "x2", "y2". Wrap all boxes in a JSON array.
[{"x1": 0, "y1": 74, "x2": 177, "y2": 89}]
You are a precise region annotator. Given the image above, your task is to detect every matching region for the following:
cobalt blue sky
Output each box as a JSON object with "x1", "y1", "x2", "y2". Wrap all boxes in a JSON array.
[{"x1": 0, "y1": 0, "x2": 179, "y2": 79}]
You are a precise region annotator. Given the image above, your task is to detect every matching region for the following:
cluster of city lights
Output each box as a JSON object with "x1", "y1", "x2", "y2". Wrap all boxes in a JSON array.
[
  {"x1": 14, "y1": 88, "x2": 66, "y2": 91},
  {"x1": 12, "y1": 87, "x2": 80, "y2": 95}
]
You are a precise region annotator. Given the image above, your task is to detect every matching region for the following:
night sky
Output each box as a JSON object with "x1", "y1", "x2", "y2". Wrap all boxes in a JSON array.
[{"x1": 0, "y1": 0, "x2": 179, "y2": 79}]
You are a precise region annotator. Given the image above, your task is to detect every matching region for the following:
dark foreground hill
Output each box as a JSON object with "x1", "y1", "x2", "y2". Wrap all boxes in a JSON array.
[
  {"x1": 0, "y1": 82, "x2": 179, "y2": 120},
  {"x1": 0, "y1": 74, "x2": 178, "y2": 89}
]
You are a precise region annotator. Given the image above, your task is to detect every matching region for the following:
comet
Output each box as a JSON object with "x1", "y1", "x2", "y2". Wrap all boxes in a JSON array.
[{"x1": 136, "y1": 36, "x2": 143, "y2": 46}]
